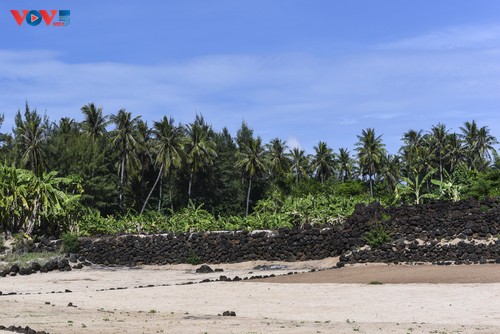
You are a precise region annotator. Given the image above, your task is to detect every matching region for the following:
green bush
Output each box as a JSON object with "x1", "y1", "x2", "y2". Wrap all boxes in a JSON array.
[
  {"x1": 0, "y1": 235, "x2": 4, "y2": 250},
  {"x1": 363, "y1": 224, "x2": 391, "y2": 248},
  {"x1": 61, "y1": 232, "x2": 80, "y2": 253},
  {"x1": 186, "y1": 250, "x2": 201, "y2": 265}
]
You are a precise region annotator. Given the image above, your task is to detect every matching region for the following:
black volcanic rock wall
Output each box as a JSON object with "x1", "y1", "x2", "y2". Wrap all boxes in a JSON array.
[{"x1": 78, "y1": 198, "x2": 500, "y2": 265}]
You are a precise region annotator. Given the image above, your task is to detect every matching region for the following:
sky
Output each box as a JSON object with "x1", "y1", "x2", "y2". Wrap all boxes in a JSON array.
[{"x1": 1, "y1": 0, "x2": 500, "y2": 154}]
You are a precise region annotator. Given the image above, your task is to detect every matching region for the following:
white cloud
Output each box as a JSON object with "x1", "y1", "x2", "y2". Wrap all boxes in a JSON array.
[
  {"x1": 2, "y1": 24, "x2": 500, "y2": 154},
  {"x1": 286, "y1": 136, "x2": 302, "y2": 150},
  {"x1": 381, "y1": 24, "x2": 500, "y2": 50}
]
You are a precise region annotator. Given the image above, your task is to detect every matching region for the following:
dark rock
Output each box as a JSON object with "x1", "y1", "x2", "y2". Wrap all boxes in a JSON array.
[
  {"x1": 9, "y1": 264, "x2": 20, "y2": 274},
  {"x1": 195, "y1": 265, "x2": 213, "y2": 274}
]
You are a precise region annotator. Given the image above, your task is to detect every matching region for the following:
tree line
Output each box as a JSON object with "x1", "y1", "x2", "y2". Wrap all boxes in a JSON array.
[{"x1": 1, "y1": 102, "x2": 499, "y2": 236}]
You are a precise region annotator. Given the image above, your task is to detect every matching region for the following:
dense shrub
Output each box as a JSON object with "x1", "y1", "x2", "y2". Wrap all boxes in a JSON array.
[
  {"x1": 363, "y1": 224, "x2": 391, "y2": 248},
  {"x1": 61, "y1": 232, "x2": 80, "y2": 253}
]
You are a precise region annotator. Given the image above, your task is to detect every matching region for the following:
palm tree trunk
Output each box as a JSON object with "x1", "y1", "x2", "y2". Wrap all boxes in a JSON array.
[
  {"x1": 140, "y1": 164, "x2": 163, "y2": 215},
  {"x1": 119, "y1": 157, "x2": 125, "y2": 206},
  {"x1": 188, "y1": 169, "x2": 194, "y2": 198},
  {"x1": 439, "y1": 155, "x2": 443, "y2": 182},
  {"x1": 168, "y1": 167, "x2": 174, "y2": 212},
  {"x1": 369, "y1": 174, "x2": 374, "y2": 197},
  {"x1": 246, "y1": 177, "x2": 252, "y2": 217},
  {"x1": 158, "y1": 174, "x2": 163, "y2": 212}
]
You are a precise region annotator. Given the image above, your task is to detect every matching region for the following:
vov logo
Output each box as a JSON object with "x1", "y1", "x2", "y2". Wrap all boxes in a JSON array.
[{"x1": 11, "y1": 10, "x2": 70, "y2": 26}]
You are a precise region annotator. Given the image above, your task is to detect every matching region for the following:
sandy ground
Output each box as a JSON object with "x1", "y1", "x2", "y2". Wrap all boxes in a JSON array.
[{"x1": 0, "y1": 259, "x2": 499, "y2": 334}]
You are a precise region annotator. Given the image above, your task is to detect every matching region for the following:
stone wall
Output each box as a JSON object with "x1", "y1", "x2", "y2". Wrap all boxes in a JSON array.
[{"x1": 78, "y1": 198, "x2": 500, "y2": 266}]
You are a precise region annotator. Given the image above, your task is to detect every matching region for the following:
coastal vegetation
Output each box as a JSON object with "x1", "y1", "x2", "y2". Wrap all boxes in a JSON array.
[{"x1": 0, "y1": 103, "x2": 499, "y2": 238}]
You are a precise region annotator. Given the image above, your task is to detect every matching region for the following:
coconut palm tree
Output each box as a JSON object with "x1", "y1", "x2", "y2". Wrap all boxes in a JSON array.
[
  {"x1": 476, "y1": 125, "x2": 498, "y2": 171},
  {"x1": 110, "y1": 109, "x2": 141, "y2": 207},
  {"x1": 380, "y1": 154, "x2": 402, "y2": 192},
  {"x1": 311, "y1": 141, "x2": 335, "y2": 183},
  {"x1": 336, "y1": 148, "x2": 354, "y2": 182},
  {"x1": 446, "y1": 133, "x2": 465, "y2": 173},
  {"x1": 356, "y1": 128, "x2": 386, "y2": 197},
  {"x1": 289, "y1": 147, "x2": 309, "y2": 184},
  {"x1": 458, "y1": 120, "x2": 497, "y2": 170},
  {"x1": 400, "y1": 129, "x2": 426, "y2": 176},
  {"x1": 14, "y1": 103, "x2": 47, "y2": 175},
  {"x1": 185, "y1": 116, "x2": 217, "y2": 198},
  {"x1": 237, "y1": 137, "x2": 267, "y2": 216},
  {"x1": 81, "y1": 103, "x2": 108, "y2": 142},
  {"x1": 266, "y1": 138, "x2": 290, "y2": 180},
  {"x1": 140, "y1": 116, "x2": 186, "y2": 214},
  {"x1": 429, "y1": 123, "x2": 449, "y2": 182}
]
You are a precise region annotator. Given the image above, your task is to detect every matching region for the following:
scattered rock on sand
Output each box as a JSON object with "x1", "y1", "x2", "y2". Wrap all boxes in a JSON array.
[{"x1": 195, "y1": 265, "x2": 213, "y2": 273}]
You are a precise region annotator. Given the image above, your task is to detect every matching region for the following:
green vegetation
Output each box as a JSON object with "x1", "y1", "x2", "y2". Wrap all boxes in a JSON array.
[
  {"x1": 0, "y1": 251, "x2": 59, "y2": 270},
  {"x1": 186, "y1": 250, "x2": 201, "y2": 265},
  {"x1": 61, "y1": 232, "x2": 80, "y2": 253},
  {"x1": 0, "y1": 104, "x2": 499, "y2": 240},
  {"x1": 363, "y1": 224, "x2": 392, "y2": 248}
]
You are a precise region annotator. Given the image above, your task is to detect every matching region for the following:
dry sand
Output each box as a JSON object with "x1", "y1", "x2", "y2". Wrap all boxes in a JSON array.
[{"x1": 0, "y1": 259, "x2": 499, "y2": 333}]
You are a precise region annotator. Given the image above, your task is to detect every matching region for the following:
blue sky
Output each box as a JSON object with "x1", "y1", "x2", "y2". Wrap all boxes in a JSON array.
[{"x1": 1, "y1": 1, "x2": 500, "y2": 154}]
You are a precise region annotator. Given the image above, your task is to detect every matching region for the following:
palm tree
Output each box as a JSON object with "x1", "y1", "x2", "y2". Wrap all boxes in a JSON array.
[
  {"x1": 289, "y1": 147, "x2": 309, "y2": 184},
  {"x1": 356, "y1": 128, "x2": 386, "y2": 197},
  {"x1": 140, "y1": 116, "x2": 186, "y2": 214},
  {"x1": 336, "y1": 148, "x2": 354, "y2": 182},
  {"x1": 110, "y1": 109, "x2": 141, "y2": 207},
  {"x1": 380, "y1": 154, "x2": 402, "y2": 192},
  {"x1": 429, "y1": 123, "x2": 449, "y2": 182},
  {"x1": 400, "y1": 129, "x2": 426, "y2": 176},
  {"x1": 54, "y1": 117, "x2": 78, "y2": 137},
  {"x1": 476, "y1": 125, "x2": 498, "y2": 171},
  {"x1": 237, "y1": 137, "x2": 267, "y2": 216},
  {"x1": 311, "y1": 141, "x2": 335, "y2": 183},
  {"x1": 185, "y1": 116, "x2": 217, "y2": 198},
  {"x1": 14, "y1": 103, "x2": 47, "y2": 175},
  {"x1": 266, "y1": 138, "x2": 289, "y2": 180},
  {"x1": 81, "y1": 103, "x2": 108, "y2": 142},
  {"x1": 446, "y1": 133, "x2": 465, "y2": 173}
]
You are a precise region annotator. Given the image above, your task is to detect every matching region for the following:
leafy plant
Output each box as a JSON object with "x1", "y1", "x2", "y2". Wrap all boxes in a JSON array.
[
  {"x1": 363, "y1": 224, "x2": 391, "y2": 247},
  {"x1": 186, "y1": 250, "x2": 201, "y2": 265},
  {"x1": 61, "y1": 232, "x2": 80, "y2": 253}
]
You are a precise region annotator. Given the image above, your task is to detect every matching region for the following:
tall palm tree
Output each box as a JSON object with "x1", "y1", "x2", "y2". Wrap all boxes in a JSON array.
[
  {"x1": 429, "y1": 123, "x2": 449, "y2": 182},
  {"x1": 336, "y1": 148, "x2": 354, "y2": 182},
  {"x1": 460, "y1": 120, "x2": 480, "y2": 169},
  {"x1": 110, "y1": 109, "x2": 141, "y2": 207},
  {"x1": 237, "y1": 137, "x2": 267, "y2": 216},
  {"x1": 14, "y1": 103, "x2": 47, "y2": 175},
  {"x1": 81, "y1": 103, "x2": 108, "y2": 142},
  {"x1": 458, "y1": 120, "x2": 497, "y2": 170},
  {"x1": 185, "y1": 116, "x2": 217, "y2": 198},
  {"x1": 311, "y1": 141, "x2": 335, "y2": 183},
  {"x1": 400, "y1": 129, "x2": 425, "y2": 176},
  {"x1": 266, "y1": 138, "x2": 289, "y2": 180},
  {"x1": 356, "y1": 128, "x2": 386, "y2": 197},
  {"x1": 380, "y1": 154, "x2": 402, "y2": 192},
  {"x1": 140, "y1": 116, "x2": 186, "y2": 214},
  {"x1": 476, "y1": 125, "x2": 497, "y2": 171},
  {"x1": 446, "y1": 133, "x2": 465, "y2": 173},
  {"x1": 289, "y1": 147, "x2": 309, "y2": 184},
  {"x1": 54, "y1": 117, "x2": 77, "y2": 137}
]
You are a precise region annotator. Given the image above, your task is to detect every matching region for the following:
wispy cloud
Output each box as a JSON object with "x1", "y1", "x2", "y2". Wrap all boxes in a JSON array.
[{"x1": 381, "y1": 24, "x2": 500, "y2": 50}]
